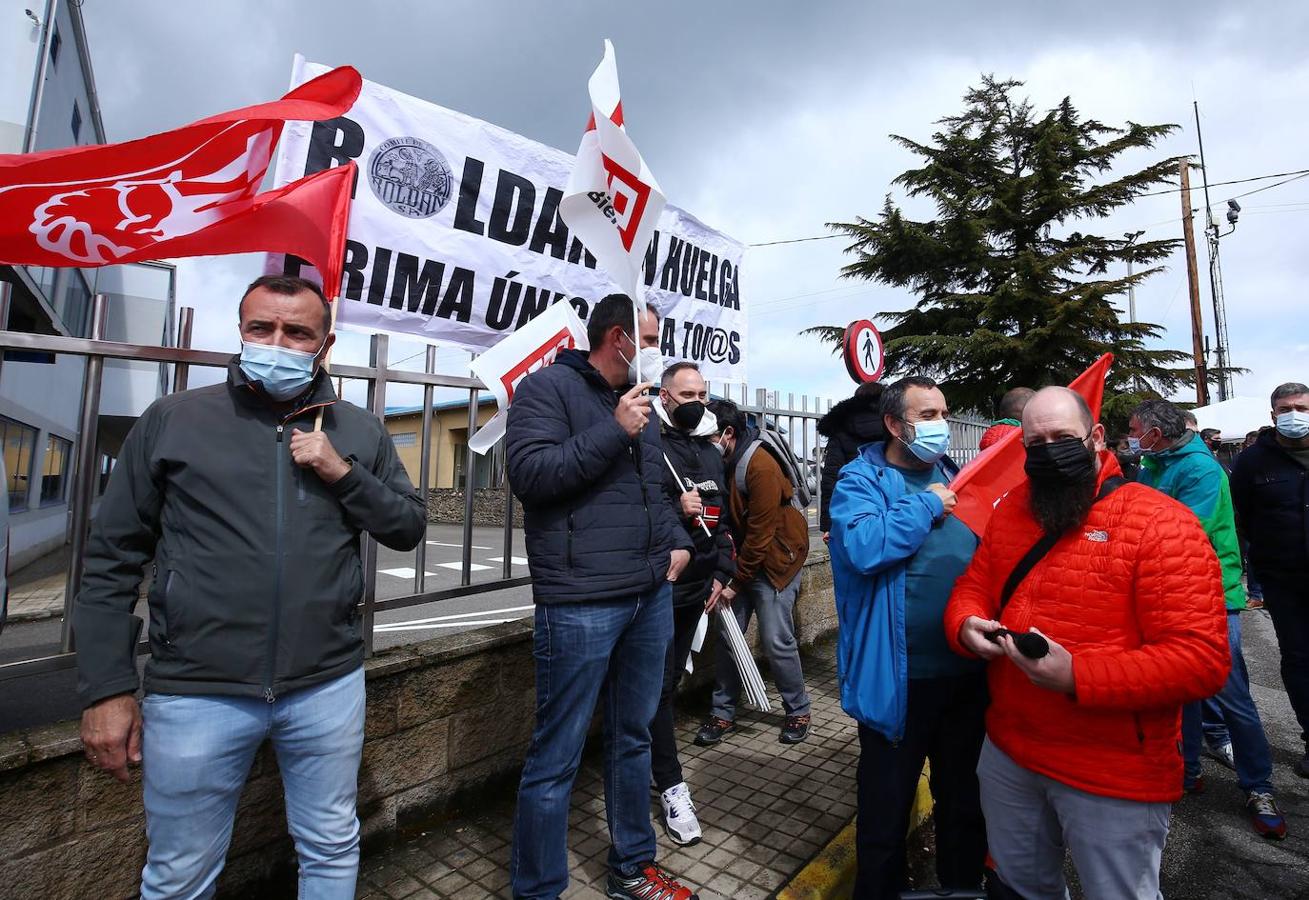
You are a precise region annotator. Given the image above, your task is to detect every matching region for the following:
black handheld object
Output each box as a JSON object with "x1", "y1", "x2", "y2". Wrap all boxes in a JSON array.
[{"x1": 984, "y1": 628, "x2": 1050, "y2": 660}]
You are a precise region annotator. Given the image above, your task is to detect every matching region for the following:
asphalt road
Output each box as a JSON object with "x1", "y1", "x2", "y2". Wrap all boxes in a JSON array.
[{"x1": 0, "y1": 512, "x2": 821, "y2": 732}]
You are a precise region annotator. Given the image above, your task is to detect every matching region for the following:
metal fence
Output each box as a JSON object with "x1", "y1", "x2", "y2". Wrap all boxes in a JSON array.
[{"x1": 0, "y1": 294, "x2": 984, "y2": 681}]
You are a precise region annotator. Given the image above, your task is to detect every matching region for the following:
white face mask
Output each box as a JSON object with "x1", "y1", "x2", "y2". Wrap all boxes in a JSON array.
[
  {"x1": 1276, "y1": 410, "x2": 1309, "y2": 439},
  {"x1": 618, "y1": 334, "x2": 664, "y2": 384}
]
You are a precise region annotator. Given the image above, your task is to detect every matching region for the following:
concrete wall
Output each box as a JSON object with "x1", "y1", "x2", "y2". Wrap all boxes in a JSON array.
[{"x1": 0, "y1": 555, "x2": 838, "y2": 899}]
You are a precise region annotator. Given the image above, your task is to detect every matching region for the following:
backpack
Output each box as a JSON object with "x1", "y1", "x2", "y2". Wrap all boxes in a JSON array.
[{"x1": 734, "y1": 425, "x2": 813, "y2": 511}]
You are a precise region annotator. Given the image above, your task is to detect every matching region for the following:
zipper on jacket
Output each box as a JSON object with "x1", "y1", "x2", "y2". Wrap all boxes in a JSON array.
[
  {"x1": 566, "y1": 511, "x2": 574, "y2": 568},
  {"x1": 263, "y1": 424, "x2": 286, "y2": 703}
]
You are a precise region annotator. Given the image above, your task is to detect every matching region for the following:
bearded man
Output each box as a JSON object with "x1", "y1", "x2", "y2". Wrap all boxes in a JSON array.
[{"x1": 945, "y1": 386, "x2": 1230, "y2": 900}]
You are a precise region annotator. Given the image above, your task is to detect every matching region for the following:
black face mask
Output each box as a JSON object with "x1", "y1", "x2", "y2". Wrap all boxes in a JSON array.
[
  {"x1": 1025, "y1": 436, "x2": 1095, "y2": 485},
  {"x1": 671, "y1": 400, "x2": 706, "y2": 430}
]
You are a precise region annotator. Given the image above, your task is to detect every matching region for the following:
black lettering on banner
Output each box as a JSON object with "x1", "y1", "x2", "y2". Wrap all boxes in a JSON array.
[
  {"x1": 567, "y1": 238, "x2": 597, "y2": 270},
  {"x1": 642, "y1": 231, "x2": 660, "y2": 287},
  {"x1": 529, "y1": 187, "x2": 570, "y2": 259},
  {"x1": 488, "y1": 172, "x2": 536, "y2": 246},
  {"x1": 569, "y1": 296, "x2": 590, "y2": 320},
  {"x1": 486, "y1": 271, "x2": 522, "y2": 331},
  {"x1": 694, "y1": 251, "x2": 711, "y2": 302},
  {"x1": 515, "y1": 286, "x2": 563, "y2": 330},
  {"x1": 680, "y1": 320, "x2": 694, "y2": 358},
  {"x1": 728, "y1": 331, "x2": 742, "y2": 365},
  {"x1": 719, "y1": 260, "x2": 735, "y2": 310},
  {"x1": 340, "y1": 241, "x2": 369, "y2": 298},
  {"x1": 661, "y1": 237, "x2": 683, "y2": 291},
  {"x1": 660, "y1": 318, "x2": 678, "y2": 358},
  {"x1": 453, "y1": 157, "x2": 488, "y2": 235},
  {"x1": 367, "y1": 247, "x2": 393, "y2": 306},
  {"x1": 729, "y1": 264, "x2": 740, "y2": 309},
  {"x1": 305, "y1": 117, "x2": 365, "y2": 199},
  {"x1": 680, "y1": 246, "x2": 699, "y2": 297},
  {"x1": 436, "y1": 268, "x2": 475, "y2": 322},
  {"x1": 390, "y1": 254, "x2": 446, "y2": 315},
  {"x1": 707, "y1": 252, "x2": 719, "y2": 306}
]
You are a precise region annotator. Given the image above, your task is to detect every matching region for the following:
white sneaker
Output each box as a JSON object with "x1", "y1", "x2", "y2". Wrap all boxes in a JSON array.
[
  {"x1": 1206, "y1": 741, "x2": 1237, "y2": 770},
  {"x1": 660, "y1": 782, "x2": 703, "y2": 846}
]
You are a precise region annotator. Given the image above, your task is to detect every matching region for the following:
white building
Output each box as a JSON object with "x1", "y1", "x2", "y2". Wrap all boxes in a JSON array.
[{"x1": 1, "y1": 1, "x2": 175, "y2": 567}]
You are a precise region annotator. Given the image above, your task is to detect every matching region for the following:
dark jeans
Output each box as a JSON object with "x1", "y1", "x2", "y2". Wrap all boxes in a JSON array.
[
  {"x1": 1263, "y1": 581, "x2": 1309, "y2": 750},
  {"x1": 650, "y1": 603, "x2": 707, "y2": 792},
  {"x1": 510, "y1": 583, "x2": 673, "y2": 899},
  {"x1": 854, "y1": 674, "x2": 988, "y2": 900},
  {"x1": 1182, "y1": 611, "x2": 1274, "y2": 793}
]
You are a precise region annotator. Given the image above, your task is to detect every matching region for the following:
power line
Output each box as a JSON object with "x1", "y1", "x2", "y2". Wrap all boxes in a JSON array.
[{"x1": 746, "y1": 166, "x2": 1309, "y2": 248}]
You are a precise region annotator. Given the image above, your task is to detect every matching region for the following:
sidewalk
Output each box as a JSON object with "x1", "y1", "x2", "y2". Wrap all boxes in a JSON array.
[
  {"x1": 352, "y1": 647, "x2": 860, "y2": 900},
  {"x1": 6, "y1": 543, "x2": 73, "y2": 622}
]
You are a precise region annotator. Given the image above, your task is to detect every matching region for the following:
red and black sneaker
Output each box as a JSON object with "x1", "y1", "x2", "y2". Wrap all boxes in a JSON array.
[
  {"x1": 693, "y1": 716, "x2": 735, "y2": 746},
  {"x1": 606, "y1": 863, "x2": 699, "y2": 899}
]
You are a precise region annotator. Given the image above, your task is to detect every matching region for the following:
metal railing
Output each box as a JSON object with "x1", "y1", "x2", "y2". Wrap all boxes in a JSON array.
[{"x1": 0, "y1": 293, "x2": 983, "y2": 681}]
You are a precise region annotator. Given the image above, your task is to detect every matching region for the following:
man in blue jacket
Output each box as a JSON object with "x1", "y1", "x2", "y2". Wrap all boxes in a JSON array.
[
  {"x1": 829, "y1": 376, "x2": 987, "y2": 900},
  {"x1": 506, "y1": 294, "x2": 696, "y2": 900},
  {"x1": 1231, "y1": 382, "x2": 1309, "y2": 778}
]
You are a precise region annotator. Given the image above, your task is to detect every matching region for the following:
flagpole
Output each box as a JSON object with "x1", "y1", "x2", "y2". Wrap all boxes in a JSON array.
[{"x1": 314, "y1": 298, "x2": 340, "y2": 432}]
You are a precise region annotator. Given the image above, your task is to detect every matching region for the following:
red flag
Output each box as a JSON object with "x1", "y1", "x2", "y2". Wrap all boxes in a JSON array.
[
  {"x1": 950, "y1": 354, "x2": 1115, "y2": 536},
  {"x1": 0, "y1": 66, "x2": 361, "y2": 297}
]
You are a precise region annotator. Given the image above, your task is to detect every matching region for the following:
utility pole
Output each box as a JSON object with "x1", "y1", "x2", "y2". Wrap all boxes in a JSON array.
[
  {"x1": 1180, "y1": 160, "x2": 1209, "y2": 406},
  {"x1": 1123, "y1": 230, "x2": 1144, "y2": 394},
  {"x1": 1194, "y1": 101, "x2": 1233, "y2": 402}
]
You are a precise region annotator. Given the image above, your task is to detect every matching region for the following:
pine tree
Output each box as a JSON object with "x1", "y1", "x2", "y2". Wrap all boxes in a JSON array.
[{"x1": 806, "y1": 76, "x2": 1196, "y2": 422}]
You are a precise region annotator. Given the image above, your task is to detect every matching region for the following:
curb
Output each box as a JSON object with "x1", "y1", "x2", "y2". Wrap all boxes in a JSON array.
[
  {"x1": 6, "y1": 607, "x2": 63, "y2": 624},
  {"x1": 777, "y1": 764, "x2": 933, "y2": 900}
]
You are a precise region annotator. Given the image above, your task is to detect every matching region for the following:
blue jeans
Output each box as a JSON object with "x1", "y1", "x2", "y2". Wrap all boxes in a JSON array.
[
  {"x1": 140, "y1": 667, "x2": 366, "y2": 900},
  {"x1": 511, "y1": 583, "x2": 672, "y2": 899},
  {"x1": 1181, "y1": 612, "x2": 1274, "y2": 793}
]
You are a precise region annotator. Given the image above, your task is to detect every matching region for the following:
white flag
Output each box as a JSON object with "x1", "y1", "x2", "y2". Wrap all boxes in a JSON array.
[{"x1": 559, "y1": 40, "x2": 666, "y2": 381}]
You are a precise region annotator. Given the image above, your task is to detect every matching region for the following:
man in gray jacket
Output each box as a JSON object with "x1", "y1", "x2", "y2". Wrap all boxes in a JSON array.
[{"x1": 75, "y1": 275, "x2": 425, "y2": 900}]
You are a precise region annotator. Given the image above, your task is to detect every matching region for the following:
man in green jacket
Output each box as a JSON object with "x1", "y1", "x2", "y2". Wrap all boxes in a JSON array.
[{"x1": 1130, "y1": 399, "x2": 1285, "y2": 839}]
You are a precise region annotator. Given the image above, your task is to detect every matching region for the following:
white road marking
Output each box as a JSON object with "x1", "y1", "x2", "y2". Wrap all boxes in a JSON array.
[
  {"x1": 434, "y1": 562, "x2": 493, "y2": 572},
  {"x1": 487, "y1": 556, "x2": 528, "y2": 565},
  {"x1": 374, "y1": 604, "x2": 535, "y2": 631},
  {"x1": 426, "y1": 541, "x2": 492, "y2": 550},
  {"x1": 378, "y1": 567, "x2": 437, "y2": 580},
  {"x1": 376, "y1": 619, "x2": 519, "y2": 631}
]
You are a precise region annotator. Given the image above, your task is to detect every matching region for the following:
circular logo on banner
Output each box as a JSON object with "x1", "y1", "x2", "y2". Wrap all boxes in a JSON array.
[
  {"x1": 843, "y1": 319, "x2": 884, "y2": 384},
  {"x1": 367, "y1": 137, "x2": 454, "y2": 218}
]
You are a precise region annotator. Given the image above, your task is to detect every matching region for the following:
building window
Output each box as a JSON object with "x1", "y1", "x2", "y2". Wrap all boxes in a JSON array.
[
  {"x1": 41, "y1": 435, "x2": 72, "y2": 505},
  {"x1": 0, "y1": 417, "x2": 37, "y2": 511},
  {"x1": 49, "y1": 25, "x2": 61, "y2": 68},
  {"x1": 391, "y1": 431, "x2": 417, "y2": 449},
  {"x1": 71, "y1": 101, "x2": 82, "y2": 142},
  {"x1": 62, "y1": 271, "x2": 92, "y2": 337}
]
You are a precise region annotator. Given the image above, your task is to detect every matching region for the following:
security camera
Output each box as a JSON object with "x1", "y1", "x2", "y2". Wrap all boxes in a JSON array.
[
  {"x1": 1226, "y1": 199, "x2": 1240, "y2": 225},
  {"x1": 25, "y1": 8, "x2": 40, "y2": 26}
]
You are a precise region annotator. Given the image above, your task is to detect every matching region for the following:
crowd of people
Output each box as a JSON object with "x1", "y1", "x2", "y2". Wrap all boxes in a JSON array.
[{"x1": 68, "y1": 279, "x2": 1308, "y2": 900}]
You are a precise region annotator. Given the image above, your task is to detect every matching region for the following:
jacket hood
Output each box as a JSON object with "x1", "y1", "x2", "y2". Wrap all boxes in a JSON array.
[
  {"x1": 1140, "y1": 429, "x2": 1209, "y2": 474},
  {"x1": 853, "y1": 440, "x2": 960, "y2": 480},
  {"x1": 555, "y1": 347, "x2": 614, "y2": 392},
  {"x1": 818, "y1": 394, "x2": 885, "y2": 440}
]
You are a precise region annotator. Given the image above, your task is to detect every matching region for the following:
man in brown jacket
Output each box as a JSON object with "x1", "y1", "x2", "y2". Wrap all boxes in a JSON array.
[{"x1": 697, "y1": 399, "x2": 813, "y2": 745}]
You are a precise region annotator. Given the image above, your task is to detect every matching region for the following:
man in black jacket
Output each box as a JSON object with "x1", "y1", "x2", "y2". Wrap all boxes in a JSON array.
[
  {"x1": 506, "y1": 294, "x2": 697, "y2": 900},
  {"x1": 818, "y1": 381, "x2": 885, "y2": 538},
  {"x1": 651, "y1": 361, "x2": 734, "y2": 846},
  {"x1": 1231, "y1": 381, "x2": 1309, "y2": 777},
  {"x1": 75, "y1": 276, "x2": 426, "y2": 899}
]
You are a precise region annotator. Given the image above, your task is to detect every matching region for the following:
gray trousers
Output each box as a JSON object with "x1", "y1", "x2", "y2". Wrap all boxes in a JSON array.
[
  {"x1": 711, "y1": 571, "x2": 811, "y2": 719},
  {"x1": 978, "y1": 738, "x2": 1170, "y2": 900}
]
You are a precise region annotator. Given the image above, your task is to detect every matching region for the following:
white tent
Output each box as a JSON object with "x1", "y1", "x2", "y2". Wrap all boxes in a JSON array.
[{"x1": 1191, "y1": 396, "x2": 1270, "y2": 442}]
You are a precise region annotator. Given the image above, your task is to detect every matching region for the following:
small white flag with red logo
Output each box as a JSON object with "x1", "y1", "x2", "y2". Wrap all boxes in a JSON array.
[{"x1": 560, "y1": 40, "x2": 665, "y2": 379}]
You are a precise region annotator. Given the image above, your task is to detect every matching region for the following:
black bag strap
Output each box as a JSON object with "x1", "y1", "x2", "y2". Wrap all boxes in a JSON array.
[{"x1": 997, "y1": 476, "x2": 1127, "y2": 613}]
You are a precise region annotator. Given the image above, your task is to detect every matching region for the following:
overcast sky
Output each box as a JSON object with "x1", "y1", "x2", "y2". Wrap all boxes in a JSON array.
[{"x1": 80, "y1": 0, "x2": 1309, "y2": 416}]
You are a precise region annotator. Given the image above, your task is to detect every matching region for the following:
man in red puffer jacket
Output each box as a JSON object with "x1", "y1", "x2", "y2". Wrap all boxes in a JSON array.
[{"x1": 945, "y1": 386, "x2": 1230, "y2": 900}]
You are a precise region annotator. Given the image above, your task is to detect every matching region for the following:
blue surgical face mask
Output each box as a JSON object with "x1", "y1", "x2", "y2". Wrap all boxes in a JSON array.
[
  {"x1": 1276, "y1": 410, "x2": 1309, "y2": 439},
  {"x1": 239, "y1": 340, "x2": 324, "y2": 401},
  {"x1": 900, "y1": 418, "x2": 951, "y2": 464},
  {"x1": 1126, "y1": 436, "x2": 1144, "y2": 456}
]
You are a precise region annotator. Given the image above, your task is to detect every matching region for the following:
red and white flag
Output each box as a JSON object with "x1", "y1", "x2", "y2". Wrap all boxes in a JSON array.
[
  {"x1": 559, "y1": 40, "x2": 665, "y2": 377},
  {"x1": 950, "y1": 353, "x2": 1115, "y2": 537},
  {"x1": 0, "y1": 66, "x2": 361, "y2": 297}
]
